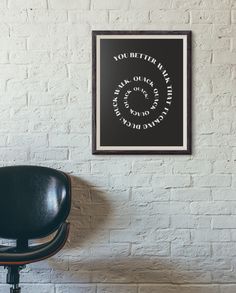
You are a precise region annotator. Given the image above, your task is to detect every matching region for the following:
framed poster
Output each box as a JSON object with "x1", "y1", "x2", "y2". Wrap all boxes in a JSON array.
[{"x1": 92, "y1": 31, "x2": 191, "y2": 154}]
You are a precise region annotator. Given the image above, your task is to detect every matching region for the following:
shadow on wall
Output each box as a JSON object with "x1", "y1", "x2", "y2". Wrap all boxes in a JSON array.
[
  {"x1": 67, "y1": 175, "x2": 112, "y2": 248},
  {"x1": 46, "y1": 175, "x2": 219, "y2": 288}
]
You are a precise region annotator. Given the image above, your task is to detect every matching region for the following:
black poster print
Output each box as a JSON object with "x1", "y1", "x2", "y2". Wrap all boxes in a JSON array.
[{"x1": 92, "y1": 31, "x2": 191, "y2": 154}]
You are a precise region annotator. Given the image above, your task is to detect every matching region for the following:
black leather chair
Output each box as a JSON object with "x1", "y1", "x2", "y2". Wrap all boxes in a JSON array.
[{"x1": 0, "y1": 166, "x2": 71, "y2": 293}]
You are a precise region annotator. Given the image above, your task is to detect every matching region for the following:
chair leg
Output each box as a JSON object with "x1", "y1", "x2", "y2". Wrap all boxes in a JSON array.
[{"x1": 5, "y1": 265, "x2": 25, "y2": 293}]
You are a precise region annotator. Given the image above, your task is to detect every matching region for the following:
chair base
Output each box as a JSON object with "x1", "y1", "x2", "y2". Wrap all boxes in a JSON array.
[
  {"x1": 5, "y1": 265, "x2": 25, "y2": 293},
  {"x1": 10, "y1": 284, "x2": 21, "y2": 293}
]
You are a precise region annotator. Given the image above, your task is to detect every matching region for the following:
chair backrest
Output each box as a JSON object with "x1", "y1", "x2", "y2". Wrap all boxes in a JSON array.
[{"x1": 0, "y1": 165, "x2": 71, "y2": 240}]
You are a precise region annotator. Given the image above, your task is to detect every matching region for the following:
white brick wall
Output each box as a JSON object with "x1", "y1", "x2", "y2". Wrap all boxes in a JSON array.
[{"x1": 0, "y1": 0, "x2": 235, "y2": 292}]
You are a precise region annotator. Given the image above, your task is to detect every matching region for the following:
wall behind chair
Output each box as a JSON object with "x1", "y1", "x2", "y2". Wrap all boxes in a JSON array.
[{"x1": 0, "y1": 0, "x2": 235, "y2": 292}]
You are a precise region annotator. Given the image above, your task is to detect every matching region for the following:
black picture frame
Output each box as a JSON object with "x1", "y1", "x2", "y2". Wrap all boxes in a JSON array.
[{"x1": 92, "y1": 30, "x2": 192, "y2": 154}]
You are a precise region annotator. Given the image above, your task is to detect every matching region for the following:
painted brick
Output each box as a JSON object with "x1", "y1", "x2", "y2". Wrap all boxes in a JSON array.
[
  {"x1": 49, "y1": 134, "x2": 89, "y2": 148},
  {"x1": 173, "y1": 0, "x2": 212, "y2": 9},
  {"x1": 192, "y1": 229, "x2": 231, "y2": 242},
  {"x1": 0, "y1": 51, "x2": 8, "y2": 63},
  {"x1": 10, "y1": 51, "x2": 50, "y2": 64},
  {"x1": 213, "y1": 51, "x2": 236, "y2": 64},
  {"x1": 131, "y1": 243, "x2": 170, "y2": 256},
  {"x1": 92, "y1": 0, "x2": 130, "y2": 10},
  {"x1": 193, "y1": 175, "x2": 231, "y2": 187},
  {"x1": 30, "y1": 148, "x2": 68, "y2": 161},
  {"x1": 213, "y1": 243, "x2": 236, "y2": 257},
  {"x1": 0, "y1": 9, "x2": 27, "y2": 22},
  {"x1": 154, "y1": 229, "x2": 191, "y2": 243},
  {"x1": 0, "y1": 64, "x2": 27, "y2": 79},
  {"x1": 56, "y1": 284, "x2": 96, "y2": 293},
  {"x1": 152, "y1": 175, "x2": 191, "y2": 188},
  {"x1": 212, "y1": 189, "x2": 236, "y2": 200},
  {"x1": 0, "y1": 37, "x2": 26, "y2": 50},
  {"x1": 194, "y1": 37, "x2": 230, "y2": 51},
  {"x1": 28, "y1": 9, "x2": 67, "y2": 23},
  {"x1": 173, "y1": 160, "x2": 212, "y2": 174},
  {"x1": 69, "y1": 10, "x2": 108, "y2": 23},
  {"x1": 232, "y1": 10, "x2": 236, "y2": 23},
  {"x1": 132, "y1": 187, "x2": 170, "y2": 202},
  {"x1": 50, "y1": 0, "x2": 90, "y2": 9},
  {"x1": 109, "y1": 10, "x2": 149, "y2": 23},
  {"x1": 97, "y1": 285, "x2": 137, "y2": 293},
  {"x1": 212, "y1": 24, "x2": 236, "y2": 38},
  {"x1": 171, "y1": 215, "x2": 211, "y2": 229},
  {"x1": 221, "y1": 285, "x2": 236, "y2": 293},
  {"x1": 28, "y1": 64, "x2": 67, "y2": 79},
  {"x1": 150, "y1": 10, "x2": 189, "y2": 24},
  {"x1": 8, "y1": 134, "x2": 48, "y2": 148},
  {"x1": 0, "y1": 0, "x2": 6, "y2": 8},
  {"x1": 0, "y1": 0, "x2": 235, "y2": 291},
  {"x1": 8, "y1": 0, "x2": 47, "y2": 9},
  {"x1": 139, "y1": 285, "x2": 219, "y2": 293},
  {"x1": 21, "y1": 285, "x2": 55, "y2": 293},
  {"x1": 28, "y1": 35, "x2": 67, "y2": 50},
  {"x1": 171, "y1": 188, "x2": 211, "y2": 201},
  {"x1": 190, "y1": 202, "x2": 232, "y2": 215},
  {"x1": 131, "y1": 0, "x2": 171, "y2": 9},
  {"x1": 11, "y1": 23, "x2": 49, "y2": 37},
  {"x1": 132, "y1": 160, "x2": 165, "y2": 174},
  {"x1": 171, "y1": 243, "x2": 211, "y2": 257},
  {"x1": 213, "y1": 216, "x2": 236, "y2": 228},
  {"x1": 213, "y1": 161, "x2": 236, "y2": 173},
  {"x1": 91, "y1": 160, "x2": 132, "y2": 174},
  {"x1": 0, "y1": 23, "x2": 9, "y2": 36},
  {"x1": 191, "y1": 10, "x2": 230, "y2": 24}
]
